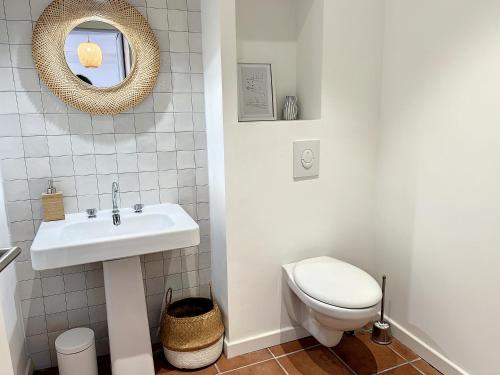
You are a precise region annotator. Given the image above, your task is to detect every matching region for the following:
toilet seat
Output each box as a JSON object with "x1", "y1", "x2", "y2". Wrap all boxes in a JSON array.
[
  {"x1": 293, "y1": 257, "x2": 382, "y2": 309},
  {"x1": 282, "y1": 256, "x2": 382, "y2": 347}
]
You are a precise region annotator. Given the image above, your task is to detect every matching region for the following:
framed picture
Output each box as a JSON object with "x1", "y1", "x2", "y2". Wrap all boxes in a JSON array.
[{"x1": 237, "y1": 63, "x2": 276, "y2": 122}]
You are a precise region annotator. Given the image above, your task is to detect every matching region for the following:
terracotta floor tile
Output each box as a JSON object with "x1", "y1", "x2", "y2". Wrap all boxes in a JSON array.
[
  {"x1": 216, "y1": 349, "x2": 273, "y2": 372},
  {"x1": 228, "y1": 360, "x2": 285, "y2": 374},
  {"x1": 332, "y1": 332, "x2": 406, "y2": 375},
  {"x1": 278, "y1": 346, "x2": 352, "y2": 375},
  {"x1": 269, "y1": 336, "x2": 319, "y2": 356},
  {"x1": 35, "y1": 334, "x2": 440, "y2": 375},
  {"x1": 412, "y1": 359, "x2": 443, "y2": 375},
  {"x1": 34, "y1": 352, "x2": 218, "y2": 375},
  {"x1": 389, "y1": 339, "x2": 419, "y2": 361},
  {"x1": 382, "y1": 364, "x2": 422, "y2": 374}
]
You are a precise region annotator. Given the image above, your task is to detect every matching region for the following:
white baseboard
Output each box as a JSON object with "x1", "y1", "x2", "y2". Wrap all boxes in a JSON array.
[
  {"x1": 224, "y1": 325, "x2": 309, "y2": 358},
  {"x1": 385, "y1": 316, "x2": 469, "y2": 375}
]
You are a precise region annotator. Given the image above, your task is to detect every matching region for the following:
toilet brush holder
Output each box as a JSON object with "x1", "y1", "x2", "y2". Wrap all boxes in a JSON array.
[{"x1": 371, "y1": 275, "x2": 392, "y2": 345}]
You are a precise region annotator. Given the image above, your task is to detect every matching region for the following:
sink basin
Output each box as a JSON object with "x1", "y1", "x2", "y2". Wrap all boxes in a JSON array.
[{"x1": 31, "y1": 203, "x2": 199, "y2": 270}]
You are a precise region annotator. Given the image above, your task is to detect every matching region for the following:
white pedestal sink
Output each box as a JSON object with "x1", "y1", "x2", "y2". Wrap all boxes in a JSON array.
[{"x1": 31, "y1": 204, "x2": 200, "y2": 375}]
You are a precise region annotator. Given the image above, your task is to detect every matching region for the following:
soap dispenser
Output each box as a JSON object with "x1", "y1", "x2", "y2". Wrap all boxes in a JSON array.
[{"x1": 42, "y1": 180, "x2": 65, "y2": 221}]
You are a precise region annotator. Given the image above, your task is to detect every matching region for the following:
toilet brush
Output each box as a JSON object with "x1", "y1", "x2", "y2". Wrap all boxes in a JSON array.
[{"x1": 371, "y1": 275, "x2": 392, "y2": 345}]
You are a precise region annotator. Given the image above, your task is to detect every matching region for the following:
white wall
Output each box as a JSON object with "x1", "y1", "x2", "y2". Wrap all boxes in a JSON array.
[
  {"x1": 0, "y1": 169, "x2": 30, "y2": 375},
  {"x1": 205, "y1": 0, "x2": 499, "y2": 371},
  {"x1": 295, "y1": 0, "x2": 323, "y2": 121},
  {"x1": 203, "y1": 0, "x2": 384, "y2": 354},
  {"x1": 376, "y1": 1, "x2": 500, "y2": 374},
  {"x1": 200, "y1": 0, "x2": 229, "y2": 331}
]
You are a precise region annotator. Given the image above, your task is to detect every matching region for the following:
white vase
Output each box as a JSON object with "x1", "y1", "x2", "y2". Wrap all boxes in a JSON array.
[{"x1": 283, "y1": 96, "x2": 299, "y2": 120}]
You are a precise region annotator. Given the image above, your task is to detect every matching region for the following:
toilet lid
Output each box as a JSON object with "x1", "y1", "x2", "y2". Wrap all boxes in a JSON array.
[{"x1": 293, "y1": 257, "x2": 382, "y2": 309}]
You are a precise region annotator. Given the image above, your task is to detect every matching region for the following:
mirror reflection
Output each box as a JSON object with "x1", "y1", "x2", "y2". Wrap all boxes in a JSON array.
[{"x1": 64, "y1": 21, "x2": 133, "y2": 88}]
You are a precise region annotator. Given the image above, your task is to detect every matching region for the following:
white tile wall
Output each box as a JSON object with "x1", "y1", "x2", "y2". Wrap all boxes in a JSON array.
[{"x1": 0, "y1": 0, "x2": 210, "y2": 370}]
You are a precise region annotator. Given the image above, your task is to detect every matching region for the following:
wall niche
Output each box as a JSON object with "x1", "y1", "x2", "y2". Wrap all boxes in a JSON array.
[{"x1": 236, "y1": 0, "x2": 324, "y2": 122}]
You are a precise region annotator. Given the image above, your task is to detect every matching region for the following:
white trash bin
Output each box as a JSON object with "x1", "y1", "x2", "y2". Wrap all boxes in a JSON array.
[{"x1": 55, "y1": 328, "x2": 98, "y2": 375}]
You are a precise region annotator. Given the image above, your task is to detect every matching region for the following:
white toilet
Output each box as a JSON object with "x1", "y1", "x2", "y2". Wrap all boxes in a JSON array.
[{"x1": 283, "y1": 256, "x2": 382, "y2": 347}]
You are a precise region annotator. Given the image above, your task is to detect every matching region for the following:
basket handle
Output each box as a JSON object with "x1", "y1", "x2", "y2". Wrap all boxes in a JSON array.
[
  {"x1": 209, "y1": 283, "x2": 214, "y2": 303},
  {"x1": 165, "y1": 287, "x2": 173, "y2": 309},
  {"x1": 157, "y1": 288, "x2": 173, "y2": 336}
]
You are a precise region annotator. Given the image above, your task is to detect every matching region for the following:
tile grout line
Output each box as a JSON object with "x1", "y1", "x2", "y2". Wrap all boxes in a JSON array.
[
  {"x1": 379, "y1": 342, "x2": 418, "y2": 374},
  {"x1": 184, "y1": 16, "x2": 204, "y2": 290},
  {"x1": 327, "y1": 347, "x2": 358, "y2": 375},
  {"x1": 267, "y1": 348, "x2": 290, "y2": 375},
  {"x1": 408, "y1": 359, "x2": 428, "y2": 375},
  {"x1": 376, "y1": 361, "x2": 413, "y2": 374},
  {"x1": 214, "y1": 362, "x2": 221, "y2": 374},
  {"x1": 387, "y1": 343, "x2": 420, "y2": 364},
  {"x1": 365, "y1": 337, "x2": 416, "y2": 374},
  {"x1": 219, "y1": 358, "x2": 276, "y2": 374},
  {"x1": 272, "y1": 343, "x2": 322, "y2": 359},
  {"x1": 360, "y1": 328, "x2": 427, "y2": 375}
]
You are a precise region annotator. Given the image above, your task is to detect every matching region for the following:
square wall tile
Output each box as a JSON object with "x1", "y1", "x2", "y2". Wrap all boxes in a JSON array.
[
  {"x1": 0, "y1": 92, "x2": 19, "y2": 114},
  {"x1": 0, "y1": 114, "x2": 21, "y2": 136},
  {"x1": 47, "y1": 135, "x2": 72, "y2": 156},
  {"x1": 168, "y1": 10, "x2": 188, "y2": 31},
  {"x1": 2, "y1": 158, "x2": 27, "y2": 180},
  {"x1": 6, "y1": 20, "x2": 32, "y2": 44},
  {"x1": 26, "y1": 157, "x2": 51, "y2": 178},
  {"x1": 10, "y1": 44, "x2": 34, "y2": 68},
  {"x1": 147, "y1": 0, "x2": 167, "y2": 7},
  {"x1": 171, "y1": 53, "x2": 190, "y2": 73},
  {"x1": 168, "y1": 0, "x2": 187, "y2": 10},
  {"x1": 0, "y1": 68, "x2": 15, "y2": 91},
  {"x1": 43, "y1": 294, "x2": 66, "y2": 314},
  {"x1": 187, "y1": 0, "x2": 200, "y2": 11},
  {"x1": 148, "y1": 8, "x2": 169, "y2": 30},
  {"x1": 41, "y1": 276, "x2": 65, "y2": 296},
  {"x1": 169, "y1": 32, "x2": 189, "y2": 52},
  {"x1": 12, "y1": 68, "x2": 40, "y2": 91},
  {"x1": 23, "y1": 136, "x2": 49, "y2": 158}
]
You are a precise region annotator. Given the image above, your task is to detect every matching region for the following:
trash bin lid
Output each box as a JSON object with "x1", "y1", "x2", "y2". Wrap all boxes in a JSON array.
[{"x1": 55, "y1": 328, "x2": 95, "y2": 355}]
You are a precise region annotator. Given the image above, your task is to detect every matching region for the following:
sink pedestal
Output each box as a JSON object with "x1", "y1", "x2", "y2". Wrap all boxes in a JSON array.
[{"x1": 103, "y1": 256, "x2": 155, "y2": 375}]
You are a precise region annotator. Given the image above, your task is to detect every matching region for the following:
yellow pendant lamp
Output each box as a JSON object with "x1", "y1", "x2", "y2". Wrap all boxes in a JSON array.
[{"x1": 77, "y1": 38, "x2": 102, "y2": 68}]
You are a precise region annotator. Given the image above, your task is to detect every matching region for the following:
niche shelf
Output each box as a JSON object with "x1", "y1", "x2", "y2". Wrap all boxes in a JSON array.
[{"x1": 235, "y1": 0, "x2": 324, "y2": 122}]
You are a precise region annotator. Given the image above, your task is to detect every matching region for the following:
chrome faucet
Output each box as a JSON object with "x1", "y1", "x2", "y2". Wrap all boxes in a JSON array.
[{"x1": 111, "y1": 182, "x2": 121, "y2": 226}]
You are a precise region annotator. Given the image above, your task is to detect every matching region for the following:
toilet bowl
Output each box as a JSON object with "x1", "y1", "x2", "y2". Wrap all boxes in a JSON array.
[{"x1": 283, "y1": 256, "x2": 382, "y2": 347}]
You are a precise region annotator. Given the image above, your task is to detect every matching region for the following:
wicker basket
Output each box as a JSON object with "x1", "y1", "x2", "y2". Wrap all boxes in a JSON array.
[{"x1": 160, "y1": 288, "x2": 224, "y2": 369}]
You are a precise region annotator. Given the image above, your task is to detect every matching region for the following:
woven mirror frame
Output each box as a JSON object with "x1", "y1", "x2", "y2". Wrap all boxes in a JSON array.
[{"x1": 32, "y1": 0, "x2": 160, "y2": 115}]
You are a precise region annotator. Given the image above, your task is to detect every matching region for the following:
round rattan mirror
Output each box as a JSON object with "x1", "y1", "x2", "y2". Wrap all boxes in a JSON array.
[{"x1": 32, "y1": 0, "x2": 160, "y2": 115}]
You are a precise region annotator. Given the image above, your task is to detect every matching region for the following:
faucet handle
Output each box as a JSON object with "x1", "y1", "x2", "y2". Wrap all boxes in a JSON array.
[
  {"x1": 133, "y1": 204, "x2": 144, "y2": 213},
  {"x1": 86, "y1": 208, "x2": 97, "y2": 218}
]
